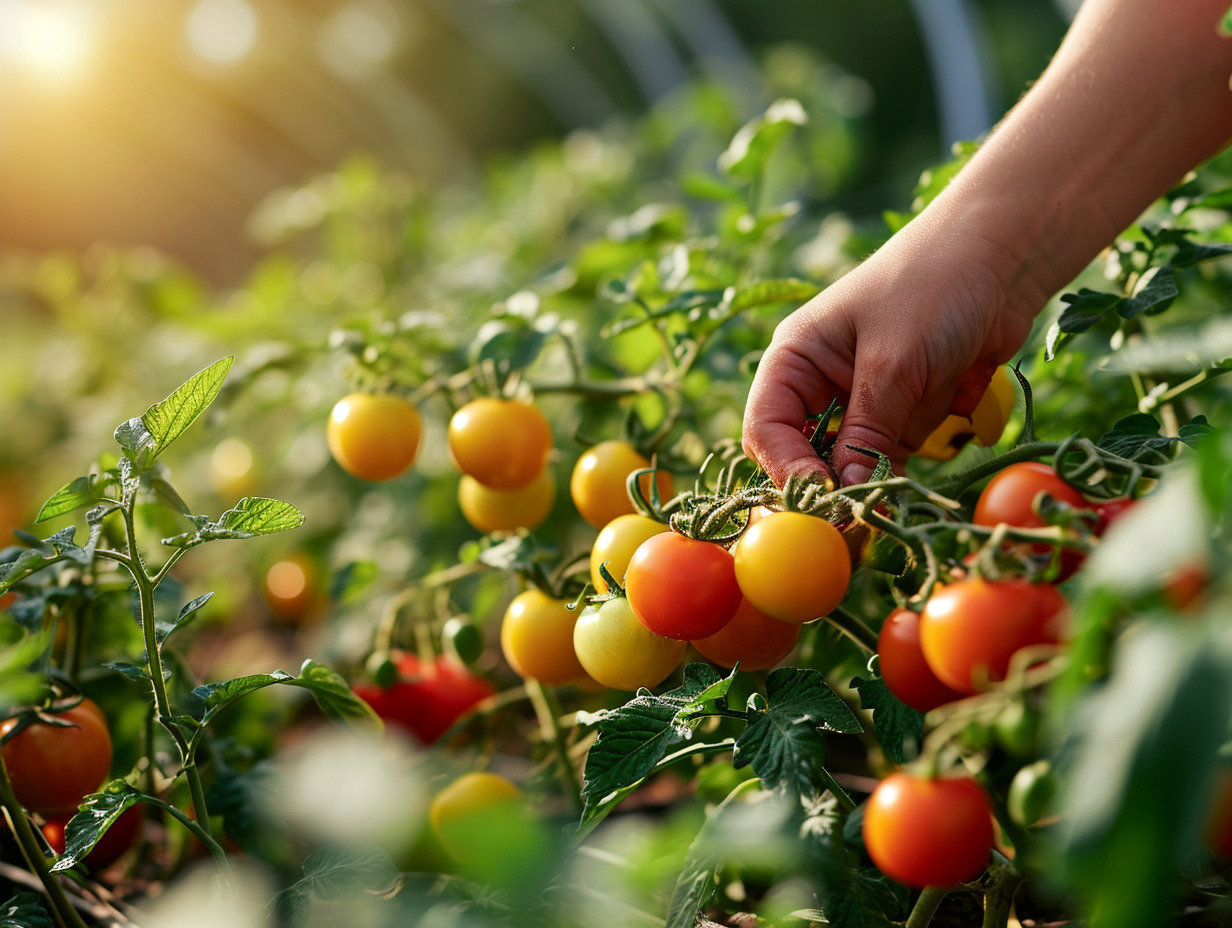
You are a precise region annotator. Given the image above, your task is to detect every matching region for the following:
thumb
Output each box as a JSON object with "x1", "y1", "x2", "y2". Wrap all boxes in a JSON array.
[{"x1": 830, "y1": 377, "x2": 917, "y2": 486}]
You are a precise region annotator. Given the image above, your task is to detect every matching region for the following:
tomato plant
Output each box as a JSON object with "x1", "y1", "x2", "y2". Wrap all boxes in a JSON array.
[
  {"x1": 570, "y1": 440, "x2": 673, "y2": 528},
  {"x1": 458, "y1": 468, "x2": 555, "y2": 534},
  {"x1": 918, "y1": 578, "x2": 1068, "y2": 693},
  {"x1": 500, "y1": 588, "x2": 587, "y2": 685},
  {"x1": 0, "y1": 699, "x2": 113, "y2": 816},
  {"x1": 876, "y1": 607, "x2": 964, "y2": 713},
  {"x1": 733, "y1": 511, "x2": 850, "y2": 624},
  {"x1": 354, "y1": 652, "x2": 495, "y2": 744},
  {"x1": 625, "y1": 532, "x2": 742, "y2": 640},
  {"x1": 326, "y1": 392, "x2": 422, "y2": 482},
  {"x1": 589, "y1": 513, "x2": 671, "y2": 593},
  {"x1": 690, "y1": 597, "x2": 801, "y2": 671},
  {"x1": 572, "y1": 595, "x2": 686, "y2": 690},
  {"x1": 862, "y1": 772, "x2": 996, "y2": 888},
  {"x1": 448, "y1": 398, "x2": 552, "y2": 489}
]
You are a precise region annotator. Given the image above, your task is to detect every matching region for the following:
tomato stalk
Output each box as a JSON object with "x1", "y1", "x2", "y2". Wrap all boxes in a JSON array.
[
  {"x1": 0, "y1": 757, "x2": 91, "y2": 928},
  {"x1": 525, "y1": 678, "x2": 582, "y2": 815},
  {"x1": 980, "y1": 853, "x2": 1023, "y2": 928},
  {"x1": 904, "y1": 885, "x2": 950, "y2": 928},
  {"x1": 822, "y1": 606, "x2": 879, "y2": 655}
]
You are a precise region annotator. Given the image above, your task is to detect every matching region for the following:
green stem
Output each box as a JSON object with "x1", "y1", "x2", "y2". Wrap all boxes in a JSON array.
[
  {"x1": 816, "y1": 766, "x2": 857, "y2": 813},
  {"x1": 905, "y1": 886, "x2": 949, "y2": 928},
  {"x1": 981, "y1": 855, "x2": 1023, "y2": 928},
  {"x1": 526, "y1": 679, "x2": 582, "y2": 815},
  {"x1": 931, "y1": 441, "x2": 1061, "y2": 500},
  {"x1": 0, "y1": 757, "x2": 91, "y2": 928},
  {"x1": 162, "y1": 802, "x2": 233, "y2": 874},
  {"x1": 824, "y1": 606, "x2": 879, "y2": 654}
]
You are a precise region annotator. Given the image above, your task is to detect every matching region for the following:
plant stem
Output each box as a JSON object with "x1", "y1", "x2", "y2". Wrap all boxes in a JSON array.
[
  {"x1": 905, "y1": 886, "x2": 949, "y2": 928},
  {"x1": 816, "y1": 766, "x2": 857, "y2": 813},
  {"x1": 0, "y1": 758, "x2": 91, "y2": 928},
  {"x1": 526, "y1": 679, "x2": 582, "y2": 815},
  {"x1": 824, "y1": 606, "x2": 879, "y2": 654},
  {"x1": 981, "y1": 855, "x2": 1023, "y2": 928}
]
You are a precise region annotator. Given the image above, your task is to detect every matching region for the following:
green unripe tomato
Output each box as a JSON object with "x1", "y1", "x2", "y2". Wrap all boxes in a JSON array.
[
  {"x1": 1008, "y1": 759, "x2": 1058, "y2": 828},
  {"x1": 442, "y1": 617, "x2": 484, "y2": 666},
  {"x1": 993, "y1": 699, "x2": 1039, "y2": 758},
  {"x1": 365, "y1": 652, "x2": 400, "y2": 689}
]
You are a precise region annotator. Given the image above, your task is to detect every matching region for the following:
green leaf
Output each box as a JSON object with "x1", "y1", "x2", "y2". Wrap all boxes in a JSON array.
[
  {"x1": 1219, "y1": 5, "x2": 1232, "y2": 36},
  {"x1": 666, "y1": 780, "x2": 763, "y2": 928},
  {"x1": 1118, "y1": 265, "x2": 1177, "y2": 319},
  {"x1": 718, "y1": 98, "x2": 807, "y2": 181},
  {"x1": 733, "y1": 667, "x2": 862, "y2": 795},
  {"x1": 103, "y1": 661, "x2": 159, "y2": 682},
  {"x1": 723, "y1": 278, "x2": 819, "y2": 314},
  {"x1": 0, "y1": 529, "x2": 87, "y2": 596},
  {"x1": 578, "y1": 663, "x2": 735, "y2": 821},
  {"x1": 166, "y1": 498, "x2": 306, "y2": 550},
  {"x1": 1056, "y1": 623, "x2": 1232, "y2": 928},
  {"x1": 158, "y1": 592, "x2": 213, "y2": 645},
  {"x1": 470, "y1": 320, "x2": 549, "y2": 372},
  {"x1": 1171, "y1": 240, "x2": 1232, "y2": 268},
  {"x1": 0, "y1": 893, "x2": 54, "y2": 928},
  {"x1": 146, "y1": 473, "x2": 192, "y2": 516},
  {"x1": 1179, "y1": 415, "x2": 1214, "y2": 447},
  {"x1": 1056, "y1": 289, "x2": 1122, "y2": 334},
  {"x1": 680, "y1": 172, "x2": 742, "y2": 202},
  {"x1": 1097, "y1": 414, "x2": 1177, "y2": 462},
  {"x1": 850, "y1": 675, "x2": 923, "y2": 765},
  {"x1": 117, "y1": 357, "x2": 234, "y2": 463},
  {"x1": 190, "y1": 660, "x2": 379, "y2": 731},
  {"x1": 815, "y1": 867, "x2": 905, "y2": 928},
  {"x1": 272, "y1": 846, "x2": 400, "y2": 923},
  {"x1": 35, "y1": 475, "x2": 111, "y2": 523},
  {"x1": 50, "y1": 782, "x2": 143, "y2": 872},
  {"x1": 328, "y1": 560, "x2": 379, "y2": 604}
]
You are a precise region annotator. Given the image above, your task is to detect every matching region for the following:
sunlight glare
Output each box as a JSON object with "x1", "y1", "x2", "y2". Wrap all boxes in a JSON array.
[
  {"x1": 0, "y1": 0, "x2": 94, "y2": 82},
  {"x1": 185, "y1": 0, "x2": 258, "y2": 65}
]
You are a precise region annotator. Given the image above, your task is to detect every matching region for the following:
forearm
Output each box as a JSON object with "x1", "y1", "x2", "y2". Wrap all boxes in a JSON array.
[{"x1": 925, "y1": 0, "x2": 1232, "y2": 315}]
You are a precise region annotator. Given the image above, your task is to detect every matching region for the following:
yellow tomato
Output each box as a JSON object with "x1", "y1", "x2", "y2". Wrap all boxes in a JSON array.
[
  {"x1": 915, "y1": 367, "x2": 1016, "y2": 461},
  {"x1": 572, "y1": 596, "x2": 686, "y2": 691},
  {"x1": 500, "y1": 589, "x2": 586, "y2": 685},
  {"x1": 589, "y1": 513, "x2": 671, "y2": 593},
  {"x1": 458, "y1": 469, "x2": 555, "y2": 534},
  {"x1": 570, "y1": 440, "x2": 673, "y2": 528},
  {"x1": 327, "y1": 393, "x2": 422, "y2": 481},
  {"x1": 733, "y1": 511, "x2": 851, "y2": 623},
  {"x1": 448, "y1": 398, "x2": 552, "y2": 489}
]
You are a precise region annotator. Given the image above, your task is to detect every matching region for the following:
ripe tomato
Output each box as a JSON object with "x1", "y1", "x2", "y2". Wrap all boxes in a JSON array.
[
  {"x1": 500, "y1": 589, "x2": 587, "y2": 686},
  {"x1": 570, "y1": 440, "x2": 673, "y2": 529},
  {"x1": 626, "y1": 533, "x2": 742, "y2": 640},
  {"x1": 0, "y1": 699, "x2": 113, "y2": 816},
  {"x1": 458, "y1": 468, "x2": 555, "y2": 534},
  {"x1": 973, "y1": 462, "x2": 1087, "y2": 529},
  {"x1": 862, "y1": 772, "x2": 995, "y2": 888},
  {"x1": 590, "y1": 513, "x2": 671, "y2": 593},
  {"x1": 690, "y1": 598, "x2": 801, "y2": 671},
  {"x1": 733, "y1": 511, "x2": 851, "y2": 624},
  {"x1": 573, "y1": 596, "x2": 687, "y2": 690},
  {"x1": 876, "y1": 608, "x2": 964, "y2": 713},
  {"x1": 326, "y1": 392, "x2": 422, "y2": 482},
  {"x1": 915, "y1": 366, "x2": 1015, "y2": 461},
  {"x1": 448, "y1": 398, "x2": 552, "y2": 489},
  {"x1": 1094, "y1": 496, "x2": 1136, "y2": 533},
  {"x1": 354, "y1": 653, "x2": 495, "y2": 745},
  {"x1": 42, "y1": 805, "x2": 142, "y2": 870},
  {"x1": 918, "y1": 578, "x2": 1067, "y2": 694}
]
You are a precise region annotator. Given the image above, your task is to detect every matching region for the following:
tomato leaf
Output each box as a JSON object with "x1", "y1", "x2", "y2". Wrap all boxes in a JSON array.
[
  {"x1": 157, "y1": 592, "x2": 214, "y2": 646},
  {"x1": 849, "y1": 675, "x2": 922, "y2": 765},
  {"x1": 734, "y1": 667, "x2": 862, "y2": 795},
  {"x1": 0, "y1": 528, "x2": 89, "y2": 596},
  {"x1": 130, "y1": 357, "x2": 234, "y2": 464},
  {"x1": 272, "y1": 846, "x2": 400, "y2": 924},
  {"x1": 35, "y1": 474, "x2": 115, "y2": 524},
  {"x1": 1117, "y1": 265, "x2": 1177, "y2": 319},
  {"x1": 1172, "y1": 239, "x2": 1232, "y2": 268},
  {"x1": 577, "y1": 663, "x2": 736, "y2": 823},
  {"x1": 50, "y1": 782, "x2": 143, "y2": 873},
  {"x1": 1097, "y1": 414, "x2": 1179, "y2": 462},
  {"x1": 0, "y1": 893, "x2": 54, "y2": 928},
  {"x1": 1056, "y1": 288, "x2": 1122, "y2": 335},
  {"x1": 718, "y1": 98, "x2": 807, "y2": 181},
  {"x1": 163, "y1": 497, "x2": 306, "y2": 550},
  {"x1": 1055, "y1": 623, "x2": 1232, "y2": 928},
  {"x1": 188, "y1": 660, "x2": 380, "y2": 732}
]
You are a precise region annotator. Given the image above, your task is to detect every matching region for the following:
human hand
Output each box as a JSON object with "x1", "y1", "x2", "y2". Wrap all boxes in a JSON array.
[{"x1": 741, "y1": 213, "x2": 1038, "y2": 487}]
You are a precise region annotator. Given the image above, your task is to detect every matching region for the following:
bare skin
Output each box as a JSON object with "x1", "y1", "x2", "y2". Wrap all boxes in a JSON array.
[{"x1": 742, "y1": 0, "x2": 1232, "y2": 487}]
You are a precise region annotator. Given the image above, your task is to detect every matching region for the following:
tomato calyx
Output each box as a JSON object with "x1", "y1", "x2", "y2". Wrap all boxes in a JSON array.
[{"x1": 0, "y1": 689, "x2": 97, "y2": 746}]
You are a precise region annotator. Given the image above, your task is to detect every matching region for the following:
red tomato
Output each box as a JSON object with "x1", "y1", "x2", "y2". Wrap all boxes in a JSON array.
[
  {"x1": 0, "y1": 699, "x2": 113, "y2": 816},
  {"x1": 354, "y1": 653, "x2": 496, "y2": 745},
  {"x1": 863, "y1": 772, "x2": 995, "y2": 888},
  {"x1": 690, "y1": 598, "x2": 802, "y2": 671},
  {"x1": 973, "y1": 462, "x2": 1088, "y2": 530},
  {"x1": 625, "y1": 533, "x2": 742, "y2": 641},
  {"x1": 919, "y1": 578, "x2": 1067, "y2": 694},
  {"x1": 42, "y1": 805, "x2": 142, "y2": 870},
  {"x1": 877, "y1": 608, "x2": 965, "y2": 712},
  {"x1": 1093, "y1": 496, "x2": 1136, "y2": 534}
]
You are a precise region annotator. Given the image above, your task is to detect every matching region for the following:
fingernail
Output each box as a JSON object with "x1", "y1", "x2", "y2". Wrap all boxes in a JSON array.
[{"x1": 840, "y1": 463, "x2": 873, "y2": 487}]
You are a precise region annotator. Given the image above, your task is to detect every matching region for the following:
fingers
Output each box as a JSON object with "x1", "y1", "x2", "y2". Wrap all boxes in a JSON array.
[{"x1": 741, "y1": 344, "x2": 843, "y2": 488}]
